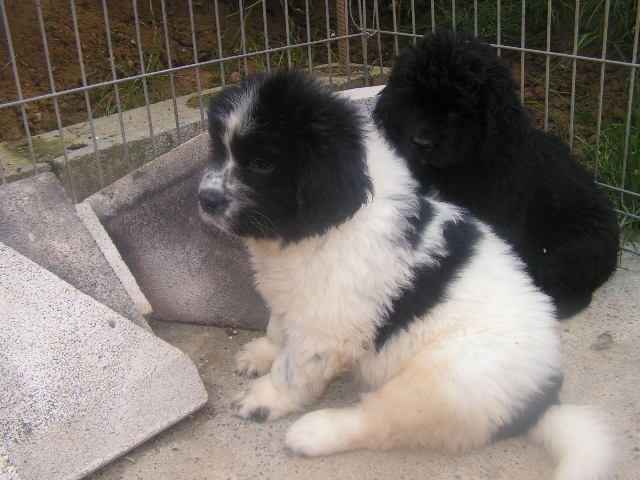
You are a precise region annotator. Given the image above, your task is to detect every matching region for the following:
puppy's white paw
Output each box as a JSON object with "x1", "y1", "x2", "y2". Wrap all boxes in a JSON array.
[
  {"x1": 231, "y1": 375, "x2": 300, "y2": 423},
  {"x1": 235, "y1": 337, "x2": 281, "y2": 378},
  {"x1": 285, "y1": 408, "x2": 365, "y2": 457}
]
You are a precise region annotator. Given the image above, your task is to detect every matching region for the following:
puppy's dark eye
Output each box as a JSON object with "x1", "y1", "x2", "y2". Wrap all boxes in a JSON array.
[
  {"x1": 249, "y1": 158, "x2": 274, "y2": 174},
  {"x1": 411, "y1": 136, "x2": 433, "y2": 150}
]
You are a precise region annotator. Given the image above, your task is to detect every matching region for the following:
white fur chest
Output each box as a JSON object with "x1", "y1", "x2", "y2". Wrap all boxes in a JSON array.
[{"x1": 245, "y1": 207, "x2": 414, "y2": 345}]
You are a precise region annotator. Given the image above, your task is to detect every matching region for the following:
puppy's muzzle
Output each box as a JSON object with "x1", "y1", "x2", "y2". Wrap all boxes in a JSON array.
[{"x1": 198, "y1": 186, "x2": 229, "y2": 216}]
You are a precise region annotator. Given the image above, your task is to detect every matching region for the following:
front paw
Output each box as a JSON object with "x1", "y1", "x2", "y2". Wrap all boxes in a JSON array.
[
  {"x1": 235, "y1": 337, "x2": 281, "y2": 378},
  {"x1": 231, "y1": 390, "x2": 272, "y2": 423},
  {"x1": 231, "y1": 375, "x2": 300, "y2": 422}
]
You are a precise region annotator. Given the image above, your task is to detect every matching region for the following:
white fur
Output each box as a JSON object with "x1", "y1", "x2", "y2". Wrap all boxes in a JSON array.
[
  {"x1": 219, "y1": 128, "x2": 613, "y2": 479},
  {"x1": 235, "y1": 315, "x2": 285, "y2": 377},
  {"x1": 529, "y1": 405, "x2": 616, "y2": 480},
  {"x1": 199, "y1": 91, "x2": 267, "y2": 233}
]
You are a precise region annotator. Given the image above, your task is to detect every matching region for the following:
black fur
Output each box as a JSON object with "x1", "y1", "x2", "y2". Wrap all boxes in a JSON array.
[
  {"x1": 375, "y1": 218, "x2": 481, "y2": 350},
  {"x1": 374, "y1": 29, "x2": 620, "y2": 319},
  {"x1": 403, "y1": 195, "x2": 434, "y2": 249},
  {"x1": 247, "y1": 406, "x2": 270, "y2": 423},
  {"x1": 202, "y1": 70, "x2": 373, "y2": 243},
  {"x1": 492, "y1": 374, "x2": 563, "y2": 441}
]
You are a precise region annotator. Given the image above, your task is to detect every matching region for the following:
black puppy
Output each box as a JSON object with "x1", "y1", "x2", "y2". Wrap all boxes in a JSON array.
[{"x1": 374, "y1": 29, "x2": 619, "y2": 319}]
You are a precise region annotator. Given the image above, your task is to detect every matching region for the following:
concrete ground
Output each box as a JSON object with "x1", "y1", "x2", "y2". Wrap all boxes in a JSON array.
[{"x1": 85, "y1": 253, "x2": 640, "y2": 480}]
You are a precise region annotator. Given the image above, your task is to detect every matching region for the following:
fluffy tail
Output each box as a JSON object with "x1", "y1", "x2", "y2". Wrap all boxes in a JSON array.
[{"x1": 528, "y1": 404, "x2": 616, "y2": 480}]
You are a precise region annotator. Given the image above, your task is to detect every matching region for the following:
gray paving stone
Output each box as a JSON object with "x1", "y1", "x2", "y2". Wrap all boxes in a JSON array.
[
  {"x1": 84, "y1": 133, "x2": 269, "y2": 330},
  {"x1": 0, "y1": 243, "x2": 207, "y2": 480},
  {"x1": 0, "y1": 172, "x2": 149, "y2": 330}
]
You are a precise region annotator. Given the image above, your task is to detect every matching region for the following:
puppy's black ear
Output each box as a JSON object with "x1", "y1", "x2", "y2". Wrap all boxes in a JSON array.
[{"x1": 295, "y1": 139, "x2": 373, "y2": 238}]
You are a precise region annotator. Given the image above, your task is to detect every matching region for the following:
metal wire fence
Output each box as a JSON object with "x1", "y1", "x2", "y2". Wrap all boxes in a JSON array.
[{"x1": 0, "y1": 0, "x2": 638, "y2": 251}]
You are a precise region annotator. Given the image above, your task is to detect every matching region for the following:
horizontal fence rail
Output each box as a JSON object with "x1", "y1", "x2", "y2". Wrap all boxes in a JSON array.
[{"x1": 0, "y1": 0, "x2": 638, "y2": 252}]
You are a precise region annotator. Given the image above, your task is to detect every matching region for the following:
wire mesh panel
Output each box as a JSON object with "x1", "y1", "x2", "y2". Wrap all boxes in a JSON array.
[{"x1": 0, "y1": 0, "x2": 638, "y2": 251}]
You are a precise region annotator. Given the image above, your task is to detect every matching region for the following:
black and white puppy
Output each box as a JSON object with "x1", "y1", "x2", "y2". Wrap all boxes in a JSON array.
[
  {"x1": 374, "y1": 29, "x2": 620, "y2": 319},
  {"x1": 198, "y1": 70, "x2": 613, "y2": 480}
]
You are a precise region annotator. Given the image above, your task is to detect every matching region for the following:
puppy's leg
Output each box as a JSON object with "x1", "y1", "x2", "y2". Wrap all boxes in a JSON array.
[
  {"x1": 232, "y1": 344, "x2": 349, "y2": 422},
  {"x1": 235, "y1": 314, "x2": 285, "y2": 377},
  {"x1": 285, "y1": 355, "x2": 492, "y2": 456}
]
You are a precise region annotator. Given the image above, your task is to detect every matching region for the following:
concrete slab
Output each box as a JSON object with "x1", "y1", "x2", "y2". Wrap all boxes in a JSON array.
[
  {"x1": 0, "y1": 172, "x2": 149, "y2": 330},
  {"x1": 85, "y1": 252, "x2": 640, "y2": 480},
  {"x1": 75, "y1": 202, "x2": 152, "y2": 318},
  {"x1": 84, "y1": 133, "x2": 269, "y2": 330},
  {"x1": 0, "y1": 243, "x2": 208, "y2": 480}
]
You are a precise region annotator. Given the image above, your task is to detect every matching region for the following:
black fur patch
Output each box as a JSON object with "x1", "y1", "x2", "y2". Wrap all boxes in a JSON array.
[
  {"x1": 247, "y1": 406, "x2": 270, "y2": 423},
  {"x1": 403, "y1": 196, "x2": 434, "y2": 249},
  {"x1": 374, "y1": 218, "x2": 481, "y2": 350},
  {"x1": 492, "y1": 374, "x2": 563, "y2": 441}
]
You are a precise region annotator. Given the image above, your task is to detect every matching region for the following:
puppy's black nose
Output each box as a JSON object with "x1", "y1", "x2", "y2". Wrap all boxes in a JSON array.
[
  {"x1": 199, "y1": 188, "x2": 227, "y2": 214},
  {"x1": 411, "y1": 135, "x2": 434, "y2": 150}
]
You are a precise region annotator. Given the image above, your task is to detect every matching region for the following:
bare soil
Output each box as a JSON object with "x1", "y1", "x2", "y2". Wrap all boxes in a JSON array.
[{"x1": 0, "y1": 0, "x2": 294, "y2": 142}]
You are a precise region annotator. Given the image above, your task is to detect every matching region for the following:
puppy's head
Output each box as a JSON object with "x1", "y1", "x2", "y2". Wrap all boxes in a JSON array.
[
  {"x1": 198, "y1": 70, "x2": 372, "y2": 243},
  {"x1": 374, "y1": 29, "x2": 529, "y2": 174}
]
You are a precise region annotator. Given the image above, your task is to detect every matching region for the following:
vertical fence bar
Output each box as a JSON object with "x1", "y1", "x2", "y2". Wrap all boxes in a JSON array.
[
  {"x1": 160, "y1": 0, "x2": 181, "y2": 144},
  {"x1": 357, "y1": 0, "x2": 369, "y2": 86},
  {"x1": 431, "y1": 0, "x2": 436, "y2": 33},
  {"x1": 520, "y1": 0, "x2": 526, "y2": 104},
  {"x1": 214, "y1": 0, "x2": 226, "y2": 85},
  {"x1": 373, "y1": 0, "x2": 385, "y2": 82},
  {"x1": 391, "y1": 0, "x2": 399, "y2": 54},
  {"x1": 132, "y1": 0, "x2": 158, "y2": 159},
  {"x1": 261, "y1": 0, "x2": 271, "y2": 73},
  {"x1": 544, "y1": 0, "x2": 553, "y2": 131},
  {"x1": 568, "y1": 0, "x2": 581, "y2": 150},
  {"x1": 188, "y1": 0, "x2": 206, "y2": 130},
  {"x1": 36, "y1": 0, "x2": 77, "y2": 201},
  {"x1": 337, "y1": 0, "x2": 351, "y2": 83},
  {"x1": 324, "y1": 0, "x2": 333, "y2": 83},
  {"x1": 284, "y1": 0, "x2": 293, "y2": 68},
  {"x1": 594, "y1": 0, "x2": 612, "y2": 181},
  {"x1": 305, "y1": 0, "x2": 313, "y2": 71},
  {"x1": 238, "y1": 0, "x2": 250, "y2": 75},
  {"x1": 0, "y1": 0, "x2": 37, "y2": 183},
  {"x1": 451, "y1": 0, "x2": 456, "y2": 32},
  {"x1": 102, "y1": 0, "x2": 131, "y2": 175},
  {"x1": 619, "y1": 0, "x2": 640, "y2": 212},
  {"x1": 411, "y1": 0, "x2": 416, "y2": 42},
  {"x1": 337, "y1": 0, "x2": 350, "y2": 67},
  {"x1": 70, "y1": 0, "x2": 104, "y2": 188},
  {"x1": 496, "y1": 0, "x2": 501, "y2": 56},
  {"x1": 473, "y1": 0, "x2": 478, "y2": 37}
]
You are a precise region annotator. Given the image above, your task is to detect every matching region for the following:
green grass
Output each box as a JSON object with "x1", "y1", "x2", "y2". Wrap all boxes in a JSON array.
[
  {"x1": 553, "y1": 0, "x2": 638, "y2": 60},
  {"x1": 577, "y1": 121, "x2": 640, "y2": 243},
  {"x1": 96, "y1": 52, "x2": 164, "y2": 117},
  {"x1": 389, "y1": 0, "x2": 635, "y2": 59}
]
